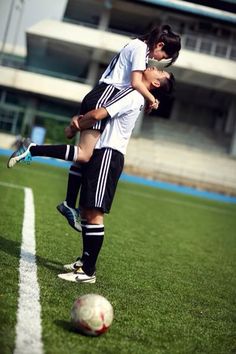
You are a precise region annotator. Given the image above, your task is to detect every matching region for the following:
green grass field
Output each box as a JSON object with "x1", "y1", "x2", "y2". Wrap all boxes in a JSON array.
[{"x1": 0, "y1": 155, "x2": 236, "y2": 354}]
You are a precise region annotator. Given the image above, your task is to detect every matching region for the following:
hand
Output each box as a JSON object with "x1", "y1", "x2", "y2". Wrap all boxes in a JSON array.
[
  {"x1": 65, "y1": 125, "x2": 77, "y2": 139},
  {"x1": 70, "y1": 115, "x2": 83, "y2": 130},
  {"x1": 144, "y1": 99, "x2": 159, "y2": 114},
  {"x1": 149, "y1": 99, "x2": 159, "y2": 110},
  {"x1": 65, "y1": 115, "x2": 83, "y2": 138}
]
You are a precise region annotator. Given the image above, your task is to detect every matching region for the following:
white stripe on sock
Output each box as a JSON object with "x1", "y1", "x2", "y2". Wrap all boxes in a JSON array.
[
  {"x1": 86, "y1": 232, "x2": 104, "y2": 236},
  {"x1": 73, "y1": 146, "x2": 78, "y2": 162},
  {"x1": 65, "y1": 145, "x2": 70, "y2": 160},
  {"x1": 69, "y1": 170, "x2": 81, "y2": 177},
  {"x1": 84, "y1": 224, "x2": 104, "y2": 229}
]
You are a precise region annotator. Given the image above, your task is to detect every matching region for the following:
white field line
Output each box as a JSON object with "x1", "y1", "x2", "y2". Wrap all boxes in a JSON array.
[
  {"x1": 0, "y1": 182, "x2": 44, "y2": 354},
  {"x1": 123, "y1": 188, "x2": 236, "y2": 215},
  {"x1": 14, "y1": 187, "x2": 44, "y2": 354},
  {"x1": 0, "y1": 181, "x2": 24, "y2": 190}
]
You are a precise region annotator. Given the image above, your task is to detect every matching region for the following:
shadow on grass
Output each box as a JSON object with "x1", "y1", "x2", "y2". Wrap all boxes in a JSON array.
[
  {"x1": 0, "y1": 234, "x2": 21, "y2": 258},
  {"x1": 54, "y1": 319, "x2": 89, "y2": 337},
  {"x1": 0, "y1": 234, "x2": 63, "y2": 273}
]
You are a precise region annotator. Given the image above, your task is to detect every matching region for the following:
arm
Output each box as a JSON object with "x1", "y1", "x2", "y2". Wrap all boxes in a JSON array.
[
  {"x1": 65, "y1": 108, "x2": 108, "y2": 138},
  {"x1": 131, "y1": 71, "x2": 158, "y2": 110},
  {"x1": 79, "y1": 107, "x2": 108, "y2": 130}
]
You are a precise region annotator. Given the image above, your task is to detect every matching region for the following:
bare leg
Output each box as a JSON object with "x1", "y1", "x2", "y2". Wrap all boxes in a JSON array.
[
  {"x1": 77, "y1": 129, "x2": 100, "y2": 163},
  {"x1": 64, "y1": 129, "x2": 100, "y2": 208}
]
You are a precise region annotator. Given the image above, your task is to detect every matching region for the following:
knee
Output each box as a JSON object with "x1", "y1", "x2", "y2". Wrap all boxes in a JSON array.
[
  {"x1": 78, "y1": 155, "x2": 91, "y2": 163},
  {"x1": 77, "y1": 150, "x2": 92, "y2": 163}
]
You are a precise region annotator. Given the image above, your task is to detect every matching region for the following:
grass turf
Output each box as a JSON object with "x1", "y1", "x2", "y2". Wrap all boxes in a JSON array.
[{"x1": 0, "y1": 156, "x2": 236, "y2": 354}]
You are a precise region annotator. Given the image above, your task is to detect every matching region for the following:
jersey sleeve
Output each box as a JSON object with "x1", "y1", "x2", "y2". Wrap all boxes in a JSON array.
[
  {"x1": 130, "y1": 41, "x2": 147, "y2": 72},
  {"x1": 103, "y1": 89, "x2": 135, "y2": 119}
]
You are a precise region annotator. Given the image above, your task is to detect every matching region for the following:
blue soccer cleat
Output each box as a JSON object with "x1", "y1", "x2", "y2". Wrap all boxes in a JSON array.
[
  {"x1": 56, "y1": 201, "x2": 82, "y2": 232},
  {"x1": 7, "y1": 138, "x2": 35, "y2": 168}
]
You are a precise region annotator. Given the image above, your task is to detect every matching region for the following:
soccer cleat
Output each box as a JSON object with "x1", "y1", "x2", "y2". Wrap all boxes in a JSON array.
[
  {"x1": 63, "y1": 257, "x2": 83, "y2": 271},
  {"x1": 56, "y1": 201, "x2": 82, "y2": 232},
  {"x1": 7, "y1": 138, "x2": 36, "y2": 168},
  {"x1": 58, "y1": 267, "x2": 96, "y2": 284}
]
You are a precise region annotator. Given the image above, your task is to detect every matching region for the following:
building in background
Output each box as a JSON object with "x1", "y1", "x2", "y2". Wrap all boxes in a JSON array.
[{"x1": 0, "y1": 0, "x2": 236, "y2": 193}]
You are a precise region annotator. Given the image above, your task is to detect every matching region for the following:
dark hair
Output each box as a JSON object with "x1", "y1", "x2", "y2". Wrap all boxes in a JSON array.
[
  {"x1": 152, "y1": 72, "x2": 175, "y2": 98},
  {"x1": 139, "y1": 24, "x2": 181, "y2": 66}
]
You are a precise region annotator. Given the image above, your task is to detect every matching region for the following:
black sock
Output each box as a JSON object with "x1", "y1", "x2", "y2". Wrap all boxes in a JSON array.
[
  {"x1": 65, "y1": 163, "x2": 82, "y2": 208},
  {"x1": 30, "y1": 145, "x2": 77, "y2": 162},
  {"x1": 80, "y1": 219, "x2": 87, "y2": 262},
  {"x1": 82, "y1": 223, "x2": 104, "y2": 276}
]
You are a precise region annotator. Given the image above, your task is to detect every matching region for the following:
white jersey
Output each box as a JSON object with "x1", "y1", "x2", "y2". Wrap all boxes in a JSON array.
[
  {"x1": 99, "y1": 39, "x2": 148, "y2": 90},
  {"x1": 95, "y1": 88, "x2": 144, "y2": 155}
]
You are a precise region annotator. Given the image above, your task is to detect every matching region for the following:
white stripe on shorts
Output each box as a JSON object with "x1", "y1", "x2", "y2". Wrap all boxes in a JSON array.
[
  {"x1": 95, "y1": 148, "x2": 112, "y2": 208},
  {"x1": 94, "y1": 85, "x2": 115, "y2": 130}
]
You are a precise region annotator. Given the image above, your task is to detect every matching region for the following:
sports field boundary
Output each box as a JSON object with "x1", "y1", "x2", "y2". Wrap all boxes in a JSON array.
[
  {"x1": 0, "y1": 181, "x2": 44, "y2": 354},
  {"x1": 1, "y1": 148, "x2": 236, "y2": 204}
]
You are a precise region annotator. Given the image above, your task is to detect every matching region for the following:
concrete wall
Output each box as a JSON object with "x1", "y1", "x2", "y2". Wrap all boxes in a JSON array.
[{"x1": 0, "y1": 66, "x2": 92, "y2": 103}]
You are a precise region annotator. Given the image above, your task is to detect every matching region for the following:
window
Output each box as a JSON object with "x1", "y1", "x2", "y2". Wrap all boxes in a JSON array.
[
  {"x1": 215, "y1": 44, "x2": 228, "y2": 58},
  {"x1": 199, "y1": 40, "x2": 212, "y2": 54},
  {"x1": 185, "y1": 36, "x2": 197, "y2": 50},
  {"x1": 230, "y1": 46, "x2": 236, "y2": 60}
]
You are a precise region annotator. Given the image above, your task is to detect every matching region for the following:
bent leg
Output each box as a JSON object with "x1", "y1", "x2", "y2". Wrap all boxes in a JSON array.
[
  {"x1": 77, "y1": 129, "x2": 101, "y2": 163},
  {"x1": 63, "y1": 129, "x2": 100, "y2": 208}
]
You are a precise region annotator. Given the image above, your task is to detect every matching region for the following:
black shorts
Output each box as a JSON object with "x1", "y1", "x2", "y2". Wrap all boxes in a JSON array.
[
  {"x1": 80, "y1": 83, "x2": 120, "y2": 132},
  {"x1": 79, "y1": 148, "x2": 124, "y2": 214}
]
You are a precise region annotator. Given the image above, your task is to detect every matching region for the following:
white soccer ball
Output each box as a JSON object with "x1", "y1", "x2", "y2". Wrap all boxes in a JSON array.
[{"x1": 71, "y1": 294, "x2": 114, "y2": 336}]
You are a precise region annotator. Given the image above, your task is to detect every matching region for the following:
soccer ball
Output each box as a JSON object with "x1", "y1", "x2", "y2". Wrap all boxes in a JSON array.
[{"x1": 71, "y1": 294, "x2": 114, "y2": 336}]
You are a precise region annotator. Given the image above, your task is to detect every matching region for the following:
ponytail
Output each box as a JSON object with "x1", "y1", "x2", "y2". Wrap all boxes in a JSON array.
[{"x1": 139, "y1": 24, "x2": 181, "y2": 65}]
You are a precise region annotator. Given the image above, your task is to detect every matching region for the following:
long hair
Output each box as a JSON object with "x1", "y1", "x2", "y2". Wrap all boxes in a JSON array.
[{"x1": 139, "y1": 24, "x2": 181, "y2": 66}]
